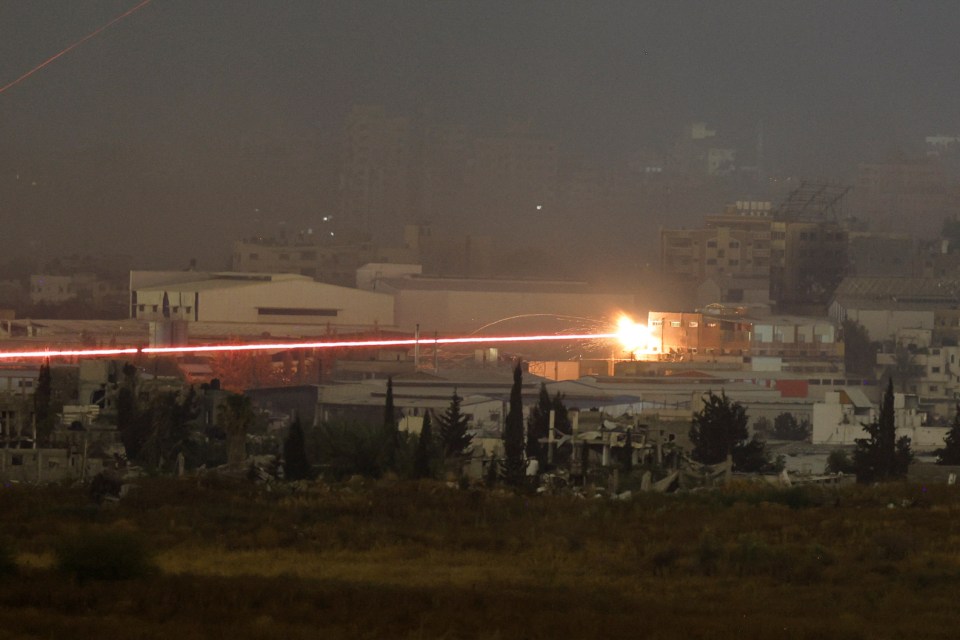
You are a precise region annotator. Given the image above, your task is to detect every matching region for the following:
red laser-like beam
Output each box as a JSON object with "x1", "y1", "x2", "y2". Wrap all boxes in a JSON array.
[
  {"x1": 0, "y1": 0, "x2": 154, "y2": 96},
  {"x1": 0, "y1": 332, "x2": 620, "y2": 361}
]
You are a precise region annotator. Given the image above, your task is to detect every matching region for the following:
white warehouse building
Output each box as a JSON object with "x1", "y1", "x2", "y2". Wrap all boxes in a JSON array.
[
  {"x1": 130, "y1": 272, "x2": 394, "y2": 333},
  {"x1": 373, "y1": 275, "x2": 638, "y2": 334}
]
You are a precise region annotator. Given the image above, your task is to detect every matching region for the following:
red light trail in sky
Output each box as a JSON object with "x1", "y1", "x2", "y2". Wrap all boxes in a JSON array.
[
  {"x1": 0, "y1": 0, "x2": 154, "y2": 96},
  {"x1": 0, "y1": 332, "x2": 621, "y2": 361}
]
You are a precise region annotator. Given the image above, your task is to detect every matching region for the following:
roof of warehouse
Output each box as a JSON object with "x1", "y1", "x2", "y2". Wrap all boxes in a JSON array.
[{"x1": 377, "y1": 276, "x2": 615, "y2": 294}]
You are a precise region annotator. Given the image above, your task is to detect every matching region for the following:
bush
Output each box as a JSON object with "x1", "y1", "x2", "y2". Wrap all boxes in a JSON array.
[
  {"x1": 697, "y1": 531, "x2": 723, "y2": 576},
  {"x1": 55, "y1": 531, "x2": 155, "y2": 582}
]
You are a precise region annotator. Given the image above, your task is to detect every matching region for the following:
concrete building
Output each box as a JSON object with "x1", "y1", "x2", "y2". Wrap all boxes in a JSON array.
[
  {"x1": 829, "y1": 277, "x2": 957, "y2": 342},
  {"x1": 812, "y1": 388, "x2": 948, "y2": 451},
  {"x1": 641, "y1": 310, "x2": 841, "y2": 373},
  {"x1": 769, "y1": 219, "x2": 848, "y2": 307},
  {"x1": 232, "y1": 232, "x2": 418, "y2": 288},
  {"x1": 660, "y1": 208, "x2": 774, "y2": 283},
  {"x1": 660, "y1": 197, "x2": 849, "y2": 308},
  {"x1": 356, "y1": 263, "x2": 422, "y2": 291},
  {"x1": 29, "y1": 275, "x2": 75, "y2": 305}
]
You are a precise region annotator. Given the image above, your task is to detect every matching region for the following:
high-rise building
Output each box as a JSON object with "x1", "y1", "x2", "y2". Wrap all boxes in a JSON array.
[{"x1": 338, "y1": 105, "x2": 412, "y2": 238}]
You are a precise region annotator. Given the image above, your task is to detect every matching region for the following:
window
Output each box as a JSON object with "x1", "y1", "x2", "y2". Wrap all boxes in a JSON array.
[
  {"x1": 688, "y1": 321, "x2": 699, "y2": 328},
  {"x1": 11, "y1": 455, "x2": 23, "y2": 466},
  {"x1": 651, "y1": 319, "x2": 663, "y2": 327},
  {"x1": 706, "y1": 258, "x2": 717, "y2": 265},
  {"x1": 728, "y1": 259, "x2": 739, "y2": 266},
  {"x1": 706, "y1": 240, "x2": 717, "y2": 248},
  {"x1": 249, "y1": 253, "x2": 259, "y2": 260},
  {"x1": 257, "y1": 307, "x2": 338, "y2": 317},
  {"x1": 932, "y1": 367, "x2": 941, "y2": 373},
  {"x1": 670, "y1": 321, "x2": 681, "y2": 328},
  {"x1": 729, "y1": 241, "x2": 739, "y2": 248},
  {"x1": 930, "y1": 385, "x2": 939, "y2": 393}
]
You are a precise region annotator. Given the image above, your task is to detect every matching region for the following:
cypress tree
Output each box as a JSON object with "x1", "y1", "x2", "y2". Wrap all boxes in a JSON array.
[
  {"x1": 437, "y1": 388, "x2": 472, "y2": 459},
  {"x1": 384, "y1": 377, "x2": 398, "y2": 471},
  {"x1": 503, "y1": 360, "x2": 526, "y2": 486},
  {"x1": 853, "y1": 377, "x2": 913, "y2": 482},
  {"x1": 33, "y1": 361, "x2": 54, "y2": 446},
  {"x1": 284, "y1": 417, "x2": 311, "y2": 480},
  {"x1": 526, "y1": 382, "x2": 551, "y2": 465}
]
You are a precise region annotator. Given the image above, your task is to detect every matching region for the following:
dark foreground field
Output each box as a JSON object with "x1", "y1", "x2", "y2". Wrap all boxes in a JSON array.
[{"x1": 1, "y1": 477, "x2": 959, "y2": 639}]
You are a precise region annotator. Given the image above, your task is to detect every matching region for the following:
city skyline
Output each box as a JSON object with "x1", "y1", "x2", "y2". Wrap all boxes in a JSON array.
[{"x1": 2, "y1": 1, "x2": 960, "y2": 268}]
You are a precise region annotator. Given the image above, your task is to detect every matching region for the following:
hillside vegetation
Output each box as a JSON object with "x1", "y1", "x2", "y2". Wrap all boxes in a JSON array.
[{"x1": 1, "y1": 478, "x2": 959, "y2": 639}]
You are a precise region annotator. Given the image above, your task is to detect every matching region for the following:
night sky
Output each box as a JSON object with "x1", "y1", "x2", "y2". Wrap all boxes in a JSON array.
[{"x1": 2, "y1": 1, "x2": 958, "y2": 267}]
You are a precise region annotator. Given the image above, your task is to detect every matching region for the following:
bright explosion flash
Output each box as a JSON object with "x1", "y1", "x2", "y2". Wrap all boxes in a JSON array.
[{"x1": 614, "y1": 315, "x2": 660, "y2": 360}]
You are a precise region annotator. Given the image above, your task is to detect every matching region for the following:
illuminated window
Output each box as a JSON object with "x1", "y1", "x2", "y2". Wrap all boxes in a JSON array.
[
  {"x1": 670, "y1": 321, "x2": 681, "y2": 328},
  {"x1": 688, "y1": 321, "x2": 699, "y2": 328}
]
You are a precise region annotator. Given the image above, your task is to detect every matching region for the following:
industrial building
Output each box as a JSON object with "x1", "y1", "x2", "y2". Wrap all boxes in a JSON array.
[
  {"x1": 373, "y1": 275, "x2": 637, "y2": 334},
  {"x1": 130, "y1": 271, "x2": 395, "y2": 334}
]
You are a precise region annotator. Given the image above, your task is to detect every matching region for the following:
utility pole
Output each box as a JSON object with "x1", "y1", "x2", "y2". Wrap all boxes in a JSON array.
[{"x1": 414, "y1": 323, "x2": 420, "y2": 370}]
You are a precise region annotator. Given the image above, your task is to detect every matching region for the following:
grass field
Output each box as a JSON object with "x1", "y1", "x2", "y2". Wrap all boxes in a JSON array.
[{"x1": 1, "y1": 476, "x2": 959, "y2": 638}]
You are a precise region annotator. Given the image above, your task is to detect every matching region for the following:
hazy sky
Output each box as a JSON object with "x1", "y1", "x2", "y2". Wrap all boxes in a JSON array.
[{"x1": 1, "y1": 1, "x2": 958, "y2": 266}]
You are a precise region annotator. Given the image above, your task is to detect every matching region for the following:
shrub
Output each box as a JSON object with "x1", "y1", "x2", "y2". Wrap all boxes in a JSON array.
[
  {"x1": 697, "y1": 531, "x2": 723, "y2": 576},
  {"x1": 729, "y1": 533, "x2": 773, "y2": 576},
  {"x1": 0, "y1": 541, "x2": 16, "y2": 577},
  {"x1": 872, "y1": 528, "x2": 914, "y2": 561},
  {"x1": 56, "y1": 531, "x2": 155, "y2": 582}
]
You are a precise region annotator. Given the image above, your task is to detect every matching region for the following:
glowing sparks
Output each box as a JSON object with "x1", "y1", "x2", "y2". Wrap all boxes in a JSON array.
[{"x1": 615, "y1": 314, "x2": 660, "y2": 359}]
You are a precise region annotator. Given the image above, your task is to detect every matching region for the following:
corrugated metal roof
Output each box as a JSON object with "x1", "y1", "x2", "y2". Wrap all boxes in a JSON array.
[{"x1": 834, "y1": 277, "x2": 960, "y2": 300}]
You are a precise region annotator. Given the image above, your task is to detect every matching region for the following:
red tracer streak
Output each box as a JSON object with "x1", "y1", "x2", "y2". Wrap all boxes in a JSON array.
[{"x1": 0, "y1": 332, "x2": 619, "y2": 360}]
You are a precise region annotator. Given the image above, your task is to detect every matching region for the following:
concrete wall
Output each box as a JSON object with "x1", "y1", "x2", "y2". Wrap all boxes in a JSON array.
[
  {"x1": 0, "y1": 448, "x2": 105, "y2": 483},
  {"x1": 199, "y1": 280, "x2": 394, "y2": 327}
]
